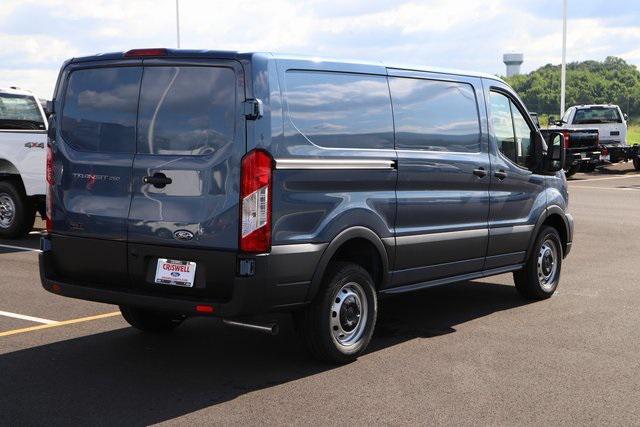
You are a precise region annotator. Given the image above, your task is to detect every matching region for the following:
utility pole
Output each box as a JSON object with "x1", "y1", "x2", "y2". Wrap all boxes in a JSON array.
[
  {"x1": 176, "y1": 0, "x2": 181, "y2": 48},
  {"x1": 560, "y1": 0, "x2": 567, "y2": 117}
]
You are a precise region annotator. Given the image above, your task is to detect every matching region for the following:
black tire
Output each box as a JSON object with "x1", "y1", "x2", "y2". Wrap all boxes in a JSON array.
[
  {"x1": 296, "y1": 262, "x2": 377, "y2": 364},
  {"x1": 581, "y1": 163, "x2": 596, "y2": 173},
  {"x1": 119, "y1": 306, "x2": 185, "y2": 332},
  {"x1": 633, "y1": 157, "x2": 640, "y2": 171},
  {"x1": 514, "y1": 226, "x2": 563, "y2": 300},
  {"x1": 0, "y1": 180, "x2": 35, "y2": 239},
  {"x1": 565, "y1": 164, "x2": 579, "y2": 178}
]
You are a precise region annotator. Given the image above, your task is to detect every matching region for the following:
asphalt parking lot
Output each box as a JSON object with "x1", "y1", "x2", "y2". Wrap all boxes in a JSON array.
[{"x1": 1, "y1": 164, "x2": 639, "y2": 425}]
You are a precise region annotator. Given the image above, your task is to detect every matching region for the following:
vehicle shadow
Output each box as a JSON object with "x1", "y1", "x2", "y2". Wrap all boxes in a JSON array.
[
  {"x1": 0, "y1": 232, "x2": 42, "y2": 253},
  {"x1": 0, "y1": 280, "x2": 530, "y2": 425}
]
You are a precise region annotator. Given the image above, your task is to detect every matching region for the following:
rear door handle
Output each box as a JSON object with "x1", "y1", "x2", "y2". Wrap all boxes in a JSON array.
[
  {"x1": 473, "y1": 167, "x2": 487, "y2": 178},
  {"x1": 143, "y1": 172, "x2": 172, "y2": 188},
  {"x1": 494, "y1": 170, "x2": 507, "y2": 180}
]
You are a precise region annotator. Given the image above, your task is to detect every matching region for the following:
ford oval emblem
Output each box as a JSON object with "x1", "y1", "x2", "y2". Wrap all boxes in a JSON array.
[
  {"x1": 173, "y1": 230, "x2": 194, "y2": 241},
  {"x1": 170, "y1": 272, "x2": 180, "y2": 277}
]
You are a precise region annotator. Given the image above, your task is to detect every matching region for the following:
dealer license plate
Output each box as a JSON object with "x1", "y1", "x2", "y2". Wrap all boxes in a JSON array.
[{"x1": 154, "y1": 258, "x2": 196, "y2": 287}]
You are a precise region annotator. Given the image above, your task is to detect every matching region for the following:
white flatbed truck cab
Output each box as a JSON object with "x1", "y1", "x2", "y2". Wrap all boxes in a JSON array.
[{"x1": 0, "y1": 87, "x2": 48, "y2": 238}]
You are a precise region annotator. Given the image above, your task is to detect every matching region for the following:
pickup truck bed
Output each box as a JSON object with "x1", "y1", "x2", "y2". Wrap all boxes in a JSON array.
[{"x1": 541, "y1": 127, "x2": 600, "y2": 176}]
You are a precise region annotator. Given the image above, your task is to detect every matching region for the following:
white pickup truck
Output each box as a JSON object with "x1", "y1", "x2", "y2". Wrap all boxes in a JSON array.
[
  {"x1": 557, "y1": 104, "x2": 628, "y2": 144},
  {"x1": 0, "y1": 87, "x2": 47, "y2": 238},
  {"x1": 552, "y1": 104, "x2": 640, "y2": 171}
]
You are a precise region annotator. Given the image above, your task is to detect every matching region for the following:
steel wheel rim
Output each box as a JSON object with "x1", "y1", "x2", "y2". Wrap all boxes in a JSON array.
[
  {"x1": 0, "y1": 194, "x2": 16, "y2": 229},
  {"x1": 537, "y1": 238, "x2": 558, "y2": 291},
  {"x1": 330, "y1": 281, "x2": 368, "y2": 348}
]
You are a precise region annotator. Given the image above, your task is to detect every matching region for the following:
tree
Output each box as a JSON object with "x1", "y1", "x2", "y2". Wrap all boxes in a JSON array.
[{"x1": 504, "y1": 57, "x2": 640, "y2": 120}]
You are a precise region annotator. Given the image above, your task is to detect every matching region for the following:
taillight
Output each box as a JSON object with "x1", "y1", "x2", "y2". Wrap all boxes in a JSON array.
[
  {"x1": 45, "y1": 145, "x2": 54, "y2": 233},
  {"x1": 562, "y1": 130, "x2": 570, "y2": 148},
  {"x1": 601, "y1": 146, "x2": 609, "y2": 156},
  {"x1": 240, "y1": 149, "x2": 273, "y2": 253}
]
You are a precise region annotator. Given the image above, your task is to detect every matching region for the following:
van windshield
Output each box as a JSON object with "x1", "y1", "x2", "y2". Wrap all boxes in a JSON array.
[
  {"x1": 0, "y1": 93, "x2": 45, "y2": 130},
  {"x1": 573, "y1": 107, "x2": 621, "y2": 124}
]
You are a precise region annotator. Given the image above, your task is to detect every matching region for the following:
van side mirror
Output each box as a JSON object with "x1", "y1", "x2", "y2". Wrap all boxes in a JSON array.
[
  {"x1": 624, "y1": 113, "x2": 628, "y2": 121},
  {"x1": 544, "y1": 132, "x2": 566, "y2": 173}
]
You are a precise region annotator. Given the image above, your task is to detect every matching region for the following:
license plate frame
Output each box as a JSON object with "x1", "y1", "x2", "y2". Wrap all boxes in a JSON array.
[{"x1": 154, "y1": 258, "x2": 197, "y2": 288}]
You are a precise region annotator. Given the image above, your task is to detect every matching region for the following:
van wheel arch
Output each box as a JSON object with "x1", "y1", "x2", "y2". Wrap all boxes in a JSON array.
[
  {"x1": 528, "y1": 208, "x2": 570, "y2": 259},
  {"x1": 308, "y1": 227, "x2": 390, "y2": 301}
]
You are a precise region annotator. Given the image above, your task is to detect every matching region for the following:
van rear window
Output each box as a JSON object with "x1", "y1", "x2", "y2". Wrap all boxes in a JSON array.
[
  {"x1": 136, "y1": 66, "x2": 236, "y2": 155},
  {"x1": 285, "y1": 71, "x2": 394, "y2": 150},
  {"x1": 61, "y1": 67, "x2": 141, "y2": 153}
]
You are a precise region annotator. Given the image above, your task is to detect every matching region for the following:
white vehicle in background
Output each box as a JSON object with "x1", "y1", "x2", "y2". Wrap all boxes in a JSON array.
[
  {"x1": 556, "y1": 104, "x2": 628, "y2": 145},
  {"x1": 0, "y1": 87, "x2": 47, "y2": 238},
  {"x1": 552, "y1": 104, "x2": 640, "y2": 171}
]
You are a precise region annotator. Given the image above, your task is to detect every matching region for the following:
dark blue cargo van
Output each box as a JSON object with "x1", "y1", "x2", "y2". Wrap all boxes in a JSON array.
[{"x1": 41, "y1": 49, "x2": 573, "y2": 363}]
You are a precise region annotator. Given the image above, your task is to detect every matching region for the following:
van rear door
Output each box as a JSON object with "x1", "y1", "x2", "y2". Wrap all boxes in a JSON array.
[
  {"x1": 126, "y1": 60, "x2": 245, "y2": 298},
  {"x1": 51, "y1": 62, "x2": 142, "y2": 285}
]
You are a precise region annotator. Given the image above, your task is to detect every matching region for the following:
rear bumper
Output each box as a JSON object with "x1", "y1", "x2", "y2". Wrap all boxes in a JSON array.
[
  {"x1": 567, "y1": 150, "x2": 600, "y2": 166},
  {"x1": 39, "y1": 235, "x2": 327, "y2": 317}
]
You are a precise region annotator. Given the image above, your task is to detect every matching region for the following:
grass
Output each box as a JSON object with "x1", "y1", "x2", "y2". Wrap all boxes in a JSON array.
[{"x1": 627, "y1": 122, "x2": 640, "y2": 145}]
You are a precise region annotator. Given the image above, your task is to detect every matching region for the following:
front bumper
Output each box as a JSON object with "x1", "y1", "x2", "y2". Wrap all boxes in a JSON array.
[
  {"x1": 40, "y1": 235, "x2": 326, "y2": 317},
  {"x1": 564, "y1": 213, "x2": 574, "y2": 257}
]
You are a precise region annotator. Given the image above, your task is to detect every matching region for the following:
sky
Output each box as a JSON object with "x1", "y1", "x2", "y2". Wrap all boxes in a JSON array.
[{"x1": 1, "y1": 0, "x2": 639, "y2": 99}]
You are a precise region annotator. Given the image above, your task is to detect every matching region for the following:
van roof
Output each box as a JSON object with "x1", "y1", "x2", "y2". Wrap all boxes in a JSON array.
[{"x1": 68, "y1": 49, "x2": 506, "y2": 84}]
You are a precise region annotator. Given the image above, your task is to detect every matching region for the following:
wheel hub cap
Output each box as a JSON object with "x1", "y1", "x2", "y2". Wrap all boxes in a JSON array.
[
  {"x1": 537, "y1": 239, "x2": 558, "y2": 291},
  {"x1": 330, "y1": 282, "x2": 368, "y2": 348},
  {"x1": 0, "y1": 195, "x2": 15, "y2": 229}
]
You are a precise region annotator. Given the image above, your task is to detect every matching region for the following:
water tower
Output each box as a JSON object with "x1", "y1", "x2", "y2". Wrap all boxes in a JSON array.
[{"x1": 503, "y1": 53, "x2": 524, "y2": 77}]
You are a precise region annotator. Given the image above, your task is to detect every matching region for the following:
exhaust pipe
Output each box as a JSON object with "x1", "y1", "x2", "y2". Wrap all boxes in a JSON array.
[{"x1": 223, "y1": 319, "x2": 279, "y2": 335}]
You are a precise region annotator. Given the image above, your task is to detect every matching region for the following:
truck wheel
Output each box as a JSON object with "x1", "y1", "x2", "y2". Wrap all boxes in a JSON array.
[
  {"x1": 0, "y1": 181, "x2": 35, "y2": 239},
  {"x1": 565, "y1": 164, "x2": 579, "y2": 178},
  {"x1": 581, "y1": 163, "x2": 596, "y2": 173},
  {"x1": 514, "y1": 226, "x2": 562, "y2": 300},
  {"x1": 633, "y1": 157, "x2": 640, "y2": 171},
  {"x1": 119, "y1": 306, "x2": 185, "y2": 332},
  {"x1": 296, "y1": 262, "x2": 377, "y2": 364}
]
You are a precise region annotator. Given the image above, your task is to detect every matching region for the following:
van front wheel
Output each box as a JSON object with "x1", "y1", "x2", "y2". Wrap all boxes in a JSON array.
[
  {"x1": 119, "y1": 306, "x2": 185, "y2": 332},
  {"x1": 514, "y1": 226, "x2": 563, "y2": 299},
  {"x1": 296, "y1": 262, "x2": 377, "y2": 364}
]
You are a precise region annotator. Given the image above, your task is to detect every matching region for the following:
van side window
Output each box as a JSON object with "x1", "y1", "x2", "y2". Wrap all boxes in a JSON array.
[
  {"x1": 137, "y1": 66, "x2": 236, "y2": 155},
  {"x1": 489, "y1": 91, "x2": 534, "y2": 169},
  {"x1": 389, "y1": 77, "x2": 481, "y2": 152},
  {"x1": 61, "y1": 67, "x2": 141, "y2": 153},
  {"x1": 285, "y1": 71, "x2": 394, "y2": 150}
]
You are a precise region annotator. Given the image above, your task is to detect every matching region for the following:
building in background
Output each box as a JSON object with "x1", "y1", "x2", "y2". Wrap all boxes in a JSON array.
[{"x1": 503, "y1": 53, "x2": 524, "y2": 77}]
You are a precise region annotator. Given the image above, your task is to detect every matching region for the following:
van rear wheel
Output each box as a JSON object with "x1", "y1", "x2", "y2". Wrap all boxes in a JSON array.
[
  {"x1": 0, "y1": 181, "x2": 35, "y2": 239},
  {"x1": 514, "y1": 226, "x2": 562, "y2": 300},
  {"x1": 119, "y1": 306, "x2": 185, "y2": 332},
  {"x1": 295, "y1": 262, "x2": 377, "y2": 364}
]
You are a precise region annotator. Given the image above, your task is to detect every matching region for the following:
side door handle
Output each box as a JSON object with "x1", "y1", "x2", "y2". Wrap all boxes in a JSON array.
[
  {"x1": 494, "y1": 170, "x2": 507, "y2": 180},
  {"x1": 143, "y1": 172, "x2": 172, "y2": 188},
  {"x1": 473, "y1": 167, "x2": 487, "y2": 178}
]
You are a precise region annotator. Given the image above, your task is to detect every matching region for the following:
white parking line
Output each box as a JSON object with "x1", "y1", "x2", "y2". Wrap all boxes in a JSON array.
[
  {"x1": 571, "y1": 174, "x2": 640, "y2": 183},
  {"x1": 0, "y1": 243, "x2": 41, "y2": 253},
  {"x1": 0, "y1": 310, "x2": 57, "y2": 325},
  {"x1": 571, "y1": 186, "x2": 638, "y2": 191}
]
